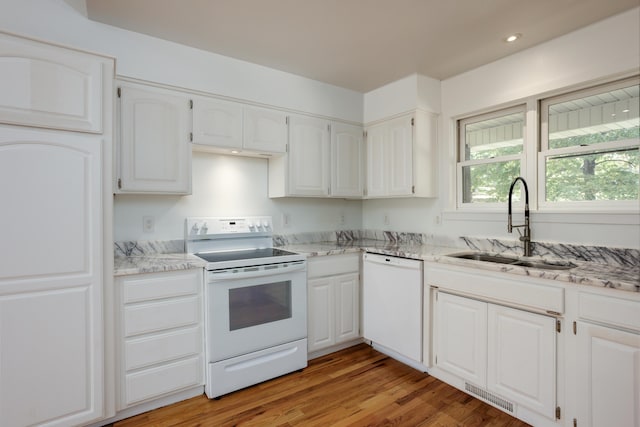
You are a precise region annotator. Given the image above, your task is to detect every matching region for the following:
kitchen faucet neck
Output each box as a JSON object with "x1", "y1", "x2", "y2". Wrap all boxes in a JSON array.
[{"x1": 507, "y1": 177, "x2": 532, "y2": 257}]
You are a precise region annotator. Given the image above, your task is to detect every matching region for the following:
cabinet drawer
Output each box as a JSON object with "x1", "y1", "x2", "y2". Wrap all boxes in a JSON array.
[
  {"x1": 125, "y1": 326, "x2": 203, "y2": 371},
  {"x1": 124, "y1": 356, "x2": 203, "y2": 406},
  {"x1": 123, "y1": 269, "x2": 201, "y2": 303},
  {"x1": 124, "y1": 296, "x2": 200, "y2": 337},
  {"x1": 579, "y1": 292, "x2": 640, "y2": 332},
  {"x1": 308, "y1": 253, "x2": 359, "y2": 278}
]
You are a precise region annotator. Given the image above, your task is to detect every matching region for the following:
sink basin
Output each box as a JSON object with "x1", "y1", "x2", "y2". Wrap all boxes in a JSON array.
[
  {"x1": 447, "y1": 252, "x2": 576, "y2": 270},
  {"x1": 511, "y1": 260, "x2": 576, "y2": 270},
  {"x1": 449, "y1": 252, "x2": 519, "y2": 264}
]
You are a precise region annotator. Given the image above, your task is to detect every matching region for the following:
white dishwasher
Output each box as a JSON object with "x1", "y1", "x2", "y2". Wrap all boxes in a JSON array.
[{"x1": 362, "y1": 252, "x2": 423, "y2": 363}]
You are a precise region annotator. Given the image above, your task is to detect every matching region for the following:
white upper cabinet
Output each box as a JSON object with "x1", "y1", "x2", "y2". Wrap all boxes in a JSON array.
[
  {"x1": 192, "y1": 97, "x2": 243, "y2": 149},
  {"x1": 269, "y1": 114, "x2": 330, "y2": 197},
  {"x1": 243, "y1": 106, "x2": 288, "y2": 154},
  {"x1": 288, "y1": 115, "x2": 330, "y2": 196},
  {"x1": 117, "y1": 82, "x2": 192, "y2": 195},
  {"x1": 269, "y1": 117, "x2": 363, "y2": 198},
  {"x1": 331, "y1": 122, "x2": 363, "y2": 197},
  {"x1": 0, "y1": 32, "x2": 106, "y2": 133},
  {"x1": 192, "y1": 100, "x2": 287, "y2": 156},
  {"x1": 364, "y1": 110, "x2": 437, "y2": 198}
]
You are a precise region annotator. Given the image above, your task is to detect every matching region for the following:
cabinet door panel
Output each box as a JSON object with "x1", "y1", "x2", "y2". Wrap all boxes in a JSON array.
[
  {"x1": 0, "y1": 33, "x2": 103, "y2": 132},
  {"x1": 308, "y1": 278, "x2": 335, "y2": 352},
  {"x1": 243, "y1": 106, "x2": 287, "y2": 153},
  {"x1": 119, "y1": 84, "x2": 191, "y2": 194},
  {"x1": 192, "y1": 98, "x2": 242, "y2": 149},
  {"x1": 365, "y1": 123, "x2": 387, "y2": 197},
  {"x1": 335, "y1": 273, "x2": 360, "y2": 343},
  {"x1": 487, "y1": 305, "x2": 556, "y2": 419},
  {"x1": 0, "y1": 287, "x2": 100, "y2": 427},
  {"x1": 331, "y1": 123, "x2": 363, "y2": 197},
  {"x1": 577, "y1": 321, "x2": 640, "y2": 427},
  {"x1": 288, "y1": 116, "x2": 329, "y2": 196},
  {"x1": 435, "y1": 292, "x2": 487, "y2": 386},
  {"x1": 388, "y1": 116, "x2": 413, "y2": 196}
]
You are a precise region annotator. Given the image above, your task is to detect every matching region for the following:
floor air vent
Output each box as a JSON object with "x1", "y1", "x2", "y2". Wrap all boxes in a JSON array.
[{"x1": 464, "y1": 382, "x2": 514, "y2": 413}]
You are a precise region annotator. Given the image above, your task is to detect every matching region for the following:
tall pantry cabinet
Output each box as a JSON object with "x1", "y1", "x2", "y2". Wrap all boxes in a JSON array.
[{"x1": 0, "y1": 32, "x2": 114, "y2": 427}]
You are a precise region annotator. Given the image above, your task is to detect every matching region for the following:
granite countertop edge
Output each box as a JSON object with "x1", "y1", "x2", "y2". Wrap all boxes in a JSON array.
[
  {"x1": 281, "y1": 241, "x2": 639, "y2": 294},
  {"x1": 113, "y1": 241, "x2": 639, "y2": 293}
]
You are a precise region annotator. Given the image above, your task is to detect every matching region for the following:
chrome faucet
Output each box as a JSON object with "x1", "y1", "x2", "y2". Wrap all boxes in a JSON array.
[{"x1": 508, "y1": 177, "x2": 532, "y2": 257}]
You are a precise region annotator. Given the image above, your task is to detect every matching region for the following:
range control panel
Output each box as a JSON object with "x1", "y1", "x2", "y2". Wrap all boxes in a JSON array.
[{"x1": 186, "y1": 216, "x2": 273, "y2": 238}]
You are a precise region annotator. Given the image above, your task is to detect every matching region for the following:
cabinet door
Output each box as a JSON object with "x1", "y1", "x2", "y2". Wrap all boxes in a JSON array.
[
  {"x1": 331, "y1": 122, "x2": 363, "y2": 197},
  {"x1": 387, "y1": 115, "x2": 413, "y2": 196},
  {"x1": 0, "y1": 33, "x2": 104, "y2": 133},
  {"x1": 335, "y1": 273, "x2": 360, "y2": 343},
  {"x1": 308, "y1": 277, "x2": 335, "y2": 352},
  {"x1": 487, "y1": 305, "x2": 556, "y2": 419},
  {"x1": 192, "y1": 97, "x2": 243, "y2": 149},
  {"x1": 0, "y1": 127, "x2": 104, "y2": 427},
  {"x1": 435, "y1": 292, "x2": 488, "y2": 386},
  {"x1": 365, "y1": 122, "x2": 387, "y2": 197},
  {"x1": 118, "y1": 84, "x2": 191, "y2": 194},
  {"x1": 577, "y1": 321, "x2": 640, "y2": 427},
  {"x1": 243, "y1": 106, "x2": 287, "y2": 153},
  {"x1": 288, "y1": 115, "x2": 330, "y2": 196}
]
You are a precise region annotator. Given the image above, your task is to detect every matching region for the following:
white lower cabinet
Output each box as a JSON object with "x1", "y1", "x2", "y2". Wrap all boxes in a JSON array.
[
  {"x1": 307, "y1": 254, "x2": 360, "y2": 354},
  {"x1": 574, "y1": 291, "x2": 640, "y2": 427},
  {"x1": 116, "y1": 269, "x2": 204, "y2": 409},
  {"x1": 434, "y1": 291, "x2": 557, "y2": 420}
]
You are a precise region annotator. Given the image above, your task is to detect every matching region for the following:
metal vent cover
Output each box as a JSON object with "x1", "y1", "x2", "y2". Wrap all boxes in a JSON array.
[{"x1": 465, "y1": 382, "x2": 514, "y2": 413}]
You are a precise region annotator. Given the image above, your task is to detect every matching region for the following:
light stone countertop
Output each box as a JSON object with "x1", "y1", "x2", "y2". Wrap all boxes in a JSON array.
[
  {"x1": 114, "y1": 253, "x2": 206, "y2": 277},
  {"x1": 113, "y1": 239, "x2": 639, "y2": 293},
  {"x1": 281, "y1": 241, "x2": 640, "y2": 293}
]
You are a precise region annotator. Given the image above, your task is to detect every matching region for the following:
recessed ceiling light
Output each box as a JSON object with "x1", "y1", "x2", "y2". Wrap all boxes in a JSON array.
[{"x1": 505, "y1": 33, "x2": 522, "y2": 43}]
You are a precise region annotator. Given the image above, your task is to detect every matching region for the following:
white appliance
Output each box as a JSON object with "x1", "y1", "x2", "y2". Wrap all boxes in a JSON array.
[
  {"x1": 186, "y1": 216, "x2": 308, "y2": 399},
  {"x1": 362, "y1": 252, "x2": 423, "y2": 363}
]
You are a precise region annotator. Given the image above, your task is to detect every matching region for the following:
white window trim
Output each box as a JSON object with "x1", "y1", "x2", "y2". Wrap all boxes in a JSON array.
[{"x1": 457, "y1": 105, "x2": 526, "y2": 210}]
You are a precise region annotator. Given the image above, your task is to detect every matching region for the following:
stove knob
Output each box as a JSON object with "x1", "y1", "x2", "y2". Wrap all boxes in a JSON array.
[
  {"x1": 190, "y1": 223, "x2": 199, "y2": 235},
  {"x1": 262, "y1": 220, "x2": 270, "y2": 231},
  {"x1": 200, "y1": 222, "x2": 208, "y2": 234},
  {"x1": 248, "y1": 222, "x2": 255, "y2": 231}
]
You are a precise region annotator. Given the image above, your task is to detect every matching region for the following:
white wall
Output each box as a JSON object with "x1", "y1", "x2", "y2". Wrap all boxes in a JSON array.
[
  {"x1": 363, "y1": 73, "x2": 441, "y2": 123},
  {"x1": 114, "y1": 152, "x2": 362, "y2": 241},
  {"x1": 0, "y1": 0, "x2": 363, "y2": 122},
  {"x1": 363, "y1": 8, "x2": 640, "y2": 249}
]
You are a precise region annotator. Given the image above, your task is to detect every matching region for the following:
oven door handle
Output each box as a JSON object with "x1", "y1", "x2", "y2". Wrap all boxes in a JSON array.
[{"x1": 208, "y1": 261, "x2": 306, "y2": 282}]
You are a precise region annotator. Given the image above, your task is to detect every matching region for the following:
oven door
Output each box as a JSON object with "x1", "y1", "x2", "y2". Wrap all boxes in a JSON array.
[{"x1": 206, "y1": 261, "x2": 307, "y2": 362}]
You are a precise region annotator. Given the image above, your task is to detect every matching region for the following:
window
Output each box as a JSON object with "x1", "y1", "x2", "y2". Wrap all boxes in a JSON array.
[
  {"x1": 457, "y1": 106, "x2": 525, "y2": 206},
  {"x1": 540, "y1": 77, "x2": 639, "y2": 207},
  {"x1": 455, "y1": 76, "x2": 639, "y2": 212}
]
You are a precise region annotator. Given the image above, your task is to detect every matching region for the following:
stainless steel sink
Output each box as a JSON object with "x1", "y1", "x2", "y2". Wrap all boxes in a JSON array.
[{"x1": 447, "y1": 252, "x2": 576, "y2": 270}]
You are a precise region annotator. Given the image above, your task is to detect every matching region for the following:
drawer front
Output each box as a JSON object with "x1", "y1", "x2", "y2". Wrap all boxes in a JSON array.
[
  {"x1": 123, "y1": 269, "x2": 201, "y2": 303},
  {"x1": 124, "y1": 296, "x2": 200, "y2": 337},
  {"x1": 125, "y1": 326, "x2": 203, "y2": 371},
  {"x1": 124, "y1": 356, "x2": 203, "y2": 407},
  {"x1": 308, "y1": 253, "x2": 359, "y2": 278},
  {"x1": 579, "y1": 292, "x2": 640, "y2": 332}
]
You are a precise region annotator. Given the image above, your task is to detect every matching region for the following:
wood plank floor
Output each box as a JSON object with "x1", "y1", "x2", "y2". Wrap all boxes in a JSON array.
[{"x1": 113, "y1": 344, "x2": 530, "y2": 427}]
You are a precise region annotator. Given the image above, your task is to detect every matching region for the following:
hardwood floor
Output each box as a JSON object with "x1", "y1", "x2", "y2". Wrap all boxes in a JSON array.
[{"x1": 113, "y1": 344, "x2": 530, "y2": 427}]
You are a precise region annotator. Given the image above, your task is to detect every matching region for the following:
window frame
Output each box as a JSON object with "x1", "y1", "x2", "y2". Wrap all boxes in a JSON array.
[
  {"x1": 456, "y1": 104, "x2": 527, "y2": 210},
  {"x1": 538, "y1": 76, "x2": 640, "y2": 211}
]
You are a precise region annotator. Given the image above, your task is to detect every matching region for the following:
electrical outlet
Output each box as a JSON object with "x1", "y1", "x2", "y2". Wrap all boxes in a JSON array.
[
  {"x1": 383, "y1": 213, "x2": 390, "y2": 225},
  {"x1": 281, "y1": 213, "x2": 290, "y2": 228},
  {"x1": 339, "y1": 212, "x2": 345, "y2": 225},
  {"x1": 143, "y1": 216, "x2": 155, "y2": 233}
]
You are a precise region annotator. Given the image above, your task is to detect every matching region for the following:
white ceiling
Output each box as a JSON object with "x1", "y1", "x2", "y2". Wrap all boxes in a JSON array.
[{"x1": 85, "y1": 0, "x2": 639, "y2": 93}]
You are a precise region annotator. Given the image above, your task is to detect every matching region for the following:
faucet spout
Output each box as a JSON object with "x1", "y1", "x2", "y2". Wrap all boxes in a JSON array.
[{"x1": 507, "y1": 177, "x2": 531, "y2": 257}]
